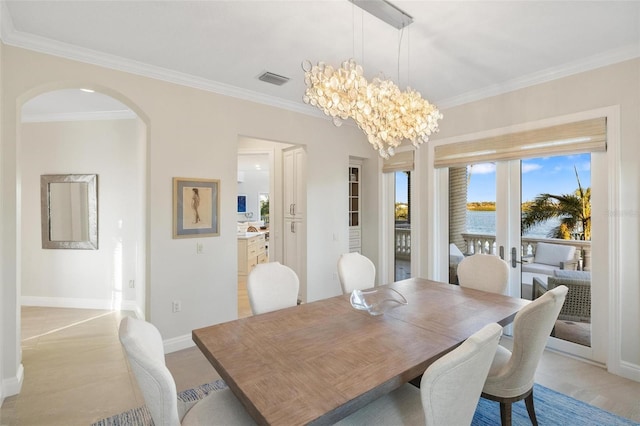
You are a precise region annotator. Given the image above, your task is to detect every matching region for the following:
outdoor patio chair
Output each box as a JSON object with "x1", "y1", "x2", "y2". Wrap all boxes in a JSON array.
[
  {"x1": 533, "y1": 270, "x2": 591, "y2": 322},
  {"x1": 522, "y1": 242, "x2": 578, "y2": 275}
]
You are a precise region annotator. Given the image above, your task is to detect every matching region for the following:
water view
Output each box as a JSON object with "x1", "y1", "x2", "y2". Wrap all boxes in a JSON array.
[{"x1": 466, "y1": 210, "x2": 560, "y2": 238}]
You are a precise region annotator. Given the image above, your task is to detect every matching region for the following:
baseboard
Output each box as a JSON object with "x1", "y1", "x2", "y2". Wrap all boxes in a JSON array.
[
  {"x1": 617, "y1": 360, "x2": 640, "y2": 382},
  {"x1": 164, "y1": 333, "x2": 195, "y2": 354},
  {"x1": 21, "y1": 296, "x2": 139, "y2": 312},
  {"x1": 2, "y1": 363, "x2": 24, "y2": 399}
]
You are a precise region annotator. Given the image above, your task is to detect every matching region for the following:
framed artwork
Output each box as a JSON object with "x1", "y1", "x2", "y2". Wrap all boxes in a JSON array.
[
  {"x1": 173, "y1": 177, "x2": 220, "y2": 238},
  {"x1": 237, "y1": 194, "x2": 247, "y2": 213}
]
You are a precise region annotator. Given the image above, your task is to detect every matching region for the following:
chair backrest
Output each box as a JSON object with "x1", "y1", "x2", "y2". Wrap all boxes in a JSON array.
[
  {"x1": 548, "y1": 276, "x2": 591, "y2": 321},
  {"x1": 337, "y1": 252, "x2": 376, "y2": 294},
  {"x1": 119, "y1": 316, "x2": 182, "y2": 426},
  {"x1": 457, "y1": 253, "x2": 509, "y2": 295},
  {"x1": 420, "y1": 323, "x2": 503, "y2": 426},
  {"x1": 247, "y1": 262, "x2": 299, "y2": 315},
  {"x1": 533, "y1": 242, "x2": 576, "y2": 267},
  {"x1": 491, "y1": 285, "x2": 568, "y2": 395}
]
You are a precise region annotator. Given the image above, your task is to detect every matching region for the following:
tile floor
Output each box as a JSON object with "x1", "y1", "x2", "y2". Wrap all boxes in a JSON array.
[{"x1": 1, "y1": 302, "x2": 639, "y2": 425}]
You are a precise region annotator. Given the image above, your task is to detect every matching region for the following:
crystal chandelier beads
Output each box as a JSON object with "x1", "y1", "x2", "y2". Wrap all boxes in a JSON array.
[{"x1": 302, "y1": 59, "x2": 443, "y2": 158}]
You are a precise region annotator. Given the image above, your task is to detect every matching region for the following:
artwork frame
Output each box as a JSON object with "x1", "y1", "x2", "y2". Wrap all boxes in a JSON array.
[
  {"x1": 173, "y1": 177, "x2": 220, "y2": 238},
  {"x1": 237, "y1": 194, "x2": 247, "y2": 213}
]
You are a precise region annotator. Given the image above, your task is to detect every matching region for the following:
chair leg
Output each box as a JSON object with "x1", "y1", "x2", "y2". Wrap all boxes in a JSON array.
[
  {"x1": 499, "y1": 402, "x2": 512, "y2": 426},
  {"x1": 525, "y1": 391, "x2": 539, "y2": 426}
]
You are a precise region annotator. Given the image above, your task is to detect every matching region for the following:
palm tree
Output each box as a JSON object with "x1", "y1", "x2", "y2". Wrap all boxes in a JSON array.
[{"x1": 522, "y1": 167, "x2": 591, "y2": 240}]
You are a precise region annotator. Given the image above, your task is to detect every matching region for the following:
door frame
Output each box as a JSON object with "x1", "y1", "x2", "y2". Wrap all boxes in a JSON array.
[
  {"x1": 380, "y1": 147, "x2": 423, "y2": 284},
  {"x1": 426, "y1": 106, "x2": 620, "y2": 372}
]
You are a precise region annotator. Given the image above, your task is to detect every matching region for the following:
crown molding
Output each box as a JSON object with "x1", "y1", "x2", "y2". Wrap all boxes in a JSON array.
[
  {"x1": 0, "y1": 20, "x2": 327, "y2": 121},
  {"x1": 437, "y1": 43, "x2": 640, "y2": 110},
  {"x1": 2, "y1": 4, "x2": 639, "y2": 116}
]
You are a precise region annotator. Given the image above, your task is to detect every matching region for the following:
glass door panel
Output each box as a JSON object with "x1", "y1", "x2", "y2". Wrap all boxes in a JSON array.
[
  {"x1": 448, "y1": 154, "x2": 593, "y2": 350},
  {"x1": 520, "y1": 153, "x2": 592, "y2": 348},
  {"x1": 395, "y1": 171, "x2": 411, "y2": 281},
  {"x1": 448, "y1": 164, "x2": 498, "y2": 284}
]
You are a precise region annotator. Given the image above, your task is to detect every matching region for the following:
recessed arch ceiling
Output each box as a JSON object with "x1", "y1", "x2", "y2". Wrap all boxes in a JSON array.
[{"x1": 21, "y1": 89, "x2": 134, "y2": 122}]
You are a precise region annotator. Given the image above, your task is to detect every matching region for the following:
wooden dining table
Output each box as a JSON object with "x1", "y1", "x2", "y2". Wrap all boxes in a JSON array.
[{"x1": 192, "y1": 277, "x2": 529, "y2": 426}]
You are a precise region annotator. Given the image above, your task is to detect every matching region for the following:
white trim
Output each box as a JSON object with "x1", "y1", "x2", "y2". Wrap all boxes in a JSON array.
[
  {"x1": 379, "y1": 161, "x2": 394, "y2": 284},
  {"x1": 2, "y1": 363, "x2": 23, "y2": 398},
  {"x1": 618, "y1": 361, "x2": 640, "y2": 383},
  {"x1": 605, "y1": 106, "x2": 623, "y2": 377},
  {"x1": 21, "y1": 296, "x2": 139, "y2": 313},
  {"x1": 163, "y1": 333, "x2": 195, "y2": 354},
  {"x1": 1, "y1": 26, "x2": 326, "y2": 120},
  {"x1": 1, "y1": 4, "x2": 637, "y2": 118},
  {"x1": 409, "y1": 149, "x2": 422, "y2": 278},
  {"x1": 437, "y1": 44, "x2": 640, "y2": 109}
]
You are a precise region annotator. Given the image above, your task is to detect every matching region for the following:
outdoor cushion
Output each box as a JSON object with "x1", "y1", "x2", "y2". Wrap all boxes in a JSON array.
[
  {"x1": 522, "y1": 263, "x2": 559, "y2": 275},
  {"x1": 553, "y1": 269, "x2": 591, "y2": 280},
  {"x1": 449, "y1": 243, "x2": 464, "y2": 264},
  {"x1": 533, "y1": 242, "x2": 576, "y2": 267}
]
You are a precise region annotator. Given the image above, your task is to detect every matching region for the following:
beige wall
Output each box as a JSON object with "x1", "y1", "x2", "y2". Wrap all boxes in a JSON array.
[
  {"x1": 0, "y1": 44, "x2": 380, "y2": 393},
  {"x1": 423, "y1": 58, "x2": 640, "y2": 376},
  {"x1": 21, "y1": 119, "x2": 143, "y2": 308}
]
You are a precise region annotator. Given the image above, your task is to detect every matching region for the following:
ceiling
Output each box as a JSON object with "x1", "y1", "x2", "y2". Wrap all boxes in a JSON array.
[
  {"x1": 4, "y1": 1, "x2": 640, "y2": 118},
  {"x1": 238, "y1": 154, "x2": 270, "y2": 173}
]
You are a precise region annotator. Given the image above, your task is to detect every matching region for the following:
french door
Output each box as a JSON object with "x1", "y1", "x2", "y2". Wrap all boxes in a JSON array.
[{"x1": 451, "y1": 153, "x2": 604, "y2": 362}]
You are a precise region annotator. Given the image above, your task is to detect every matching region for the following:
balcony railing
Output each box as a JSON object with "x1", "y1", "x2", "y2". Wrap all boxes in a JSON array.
[
  {"x1": 394, "y1": 228, "x2": 592, "y2": 270},
  {"x1": 395, "y1": 228, "x2": 411, "y2": 260},
  {"x1": 460, "y1": 233, "x2": 592, "y2": 271}
]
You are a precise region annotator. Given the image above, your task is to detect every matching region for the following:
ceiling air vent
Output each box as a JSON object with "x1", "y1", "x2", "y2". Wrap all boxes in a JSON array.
[{"x1": 258, "y1": 71, "x2": 290, "y2": 86}]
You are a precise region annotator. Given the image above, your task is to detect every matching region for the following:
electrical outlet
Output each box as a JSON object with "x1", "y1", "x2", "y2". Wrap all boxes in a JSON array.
[
  {"x1": 196, "y1": 242, "x2": 204, "y2": 254},
  {"x1": 332, "y1": 272, "x2": 338, "y2": 281},
  {"x1": 172, "y1": 300, "x2": 181, "y2": 313},
  {"x1": 129, "y1": 279, "x2": 135, "y2": 288}
]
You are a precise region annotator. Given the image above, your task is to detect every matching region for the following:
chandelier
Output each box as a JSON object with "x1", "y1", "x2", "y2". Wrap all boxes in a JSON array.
[
  {"x1": 302, "y1": 59, "x2": 442, "y2": 159},
  {"x1": 302, "y1": 0, "x2": 443, "y2": 158}
]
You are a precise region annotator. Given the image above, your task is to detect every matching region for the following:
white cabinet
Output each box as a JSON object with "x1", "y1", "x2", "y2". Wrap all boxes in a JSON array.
[
  {"x1": 238, "y1": 232, "x2": 267, "y2": 276},
  {"x1": 349, "y1": 162, "x2": 362, "y2": 253},
  {"x1": 284, "y1": 219, "x2": 305, "y2": 295},
  {"x1": 282, "y1": 147, "x2": 306, "y2": 301},
  {"x1": 284, "y1": 147, "x2": 306, "y2": 219}
]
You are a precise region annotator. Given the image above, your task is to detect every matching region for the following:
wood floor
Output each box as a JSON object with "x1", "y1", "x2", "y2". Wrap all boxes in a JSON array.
[{"x1": 1, "y1": 304, "x2": 639, "y2": 425}]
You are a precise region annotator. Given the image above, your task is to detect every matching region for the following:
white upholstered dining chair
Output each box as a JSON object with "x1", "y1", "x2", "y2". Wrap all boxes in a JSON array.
[
  {"x1": 457, "y1": 253, "x2": 509, "y2": 295},
  {"x1": 336, "y1": 322, "x2": 503, "y2": 426},
  {"x1": 337, "y1": 252, "x2": 376, "y2": 294},
  {"x1": 481, "y1": 285, "x2": 568, "y2": 426},
  {"x1": 247, "y1": 261, "x2": 299, "y2": 315},
  {"x1": 118, "y1": 316, "x2": 255, "y2": 426}
]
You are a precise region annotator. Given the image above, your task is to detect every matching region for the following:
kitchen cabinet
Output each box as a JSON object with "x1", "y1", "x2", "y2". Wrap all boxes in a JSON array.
[{"x1": 238, "y1": 232, "x2": 267, "y2": 276}]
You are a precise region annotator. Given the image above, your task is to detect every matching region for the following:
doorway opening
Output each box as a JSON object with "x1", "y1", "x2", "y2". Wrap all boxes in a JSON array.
[{"x1": 395, "y1": 171, "x2": 411, "y2": 281}]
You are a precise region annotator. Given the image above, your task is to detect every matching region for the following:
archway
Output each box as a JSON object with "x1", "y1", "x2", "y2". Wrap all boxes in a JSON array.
[{"x1": 6, "y1": 83, "x2": 149, "y2": 397}]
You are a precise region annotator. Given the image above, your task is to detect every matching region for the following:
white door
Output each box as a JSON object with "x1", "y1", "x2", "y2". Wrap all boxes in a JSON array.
[
  {"x1": 459, "y1": 153, "x2": 604, "y2": 362},
  {"x1": 434, "y1": 110, "x2": 618, "y2": 372}
]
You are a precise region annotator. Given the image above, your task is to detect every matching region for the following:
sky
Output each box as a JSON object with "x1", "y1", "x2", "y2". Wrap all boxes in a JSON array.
[
  {"x1": 394, "y1": 153, "x2": 592, "y2": 204},
  {"x1": 467, "y1": 153, "x2": 591, "y2": 202}
]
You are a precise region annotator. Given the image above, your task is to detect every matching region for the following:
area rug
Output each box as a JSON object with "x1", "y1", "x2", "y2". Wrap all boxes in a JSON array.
[
  {"x1": 94, "y1": 380, "x2": 638, "y2": 426},
  {"x1": 92, "y1": 379, "x2": 228, "y2": 426}
]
